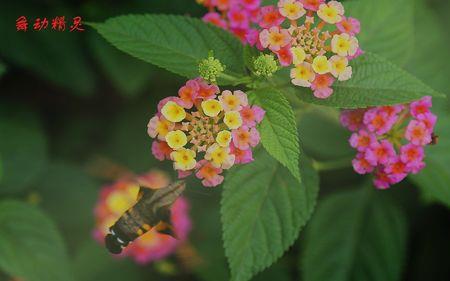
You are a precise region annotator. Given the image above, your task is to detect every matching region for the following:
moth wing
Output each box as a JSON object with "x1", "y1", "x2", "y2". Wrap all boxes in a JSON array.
[
  {"x1": 156, "y1": 208, "x2": 177, "y2": 239},
  {"x1": 157, "y1": 222, "x2": 177, "y2": 238},
  {"x1": 137, "y1": 186, "x2": 155, "y2": 200}
]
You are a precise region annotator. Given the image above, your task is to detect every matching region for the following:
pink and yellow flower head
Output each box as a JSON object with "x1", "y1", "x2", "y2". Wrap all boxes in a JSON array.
[
  {"x1": 254, "y1": 0, "x2": 361, "y2": 99},
  {"x1": 198, "y1": 1, "x2": 361, "y2": 99},
  {"x1": 300, "y1": 0, "x2": 325, "y2": 11},
  {"x1": 341, "y1": 96, "x2": 437, "y2": 189},
  {"x1": 199, "y1": 0, "x2": 264, "y2": 44},
  {"x1": 148, "y1": 78, "x2": 265, "y2": 187},
  {"x1": 93, "y1": 170, "x2": 191, "y2": 264},
  {"x1": 259, "y1": 26, "x2": 291, "y2": 52}
]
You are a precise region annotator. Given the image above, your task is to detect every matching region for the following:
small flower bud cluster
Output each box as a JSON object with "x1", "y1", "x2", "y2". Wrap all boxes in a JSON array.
[
  {"x1": 198, "y1": 55, "x2": 226, "y2": 83},
  {"x1": 340, "y1": 96, "x2": 437, "y2": 189},
  {"x1": 93, "y1": 170, "x2": 191, "y2": 264},
  {"x1": 253, "y1": 54, "x2": 278, "y2": 77},
  {"x1": 148, "y1": 77, "x2": 265, "y2": 187}
]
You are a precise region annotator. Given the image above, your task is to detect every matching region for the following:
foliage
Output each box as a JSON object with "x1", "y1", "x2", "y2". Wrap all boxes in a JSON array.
[
  {"x1": 0, "y1": 104, "x2": 48, "y2": 194},
  {"x1": 0, "y1": 0, "x2": 449, "y2": 280},
  {"x1": 250, "y1": 89, "x2": 301, "y2": 181},
  {"x1": 344, "y1": 0, "x2": 414, "y2": 65},
  {"x1": 282, "y1": 52, "x2": 444, "y2": 108},
  {"x1": 222, "y1": 150, "x2": 318, "y2": 281},
  {"x1": 302, "y1": 186, "x2": 408, "y2": 281},
  {"x1": 90, "y1": 15, "x2": 246, "y2": 85},
  {"x1": 0, "y1": 200, "x2": 74, "y2": 281}
]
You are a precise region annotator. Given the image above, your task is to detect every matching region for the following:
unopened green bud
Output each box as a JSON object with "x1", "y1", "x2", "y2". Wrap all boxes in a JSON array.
[
  {"x1": 199, "y1": 53, "x2": 225, "y2": 83},
  {"x1": 253, "y1": 54, "x2": 278, "y2": 77}
]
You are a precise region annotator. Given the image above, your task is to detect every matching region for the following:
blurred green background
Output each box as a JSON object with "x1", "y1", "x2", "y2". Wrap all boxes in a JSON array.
[{"x1": 0, "y1": 0, "x2": 449, "y2": 281}]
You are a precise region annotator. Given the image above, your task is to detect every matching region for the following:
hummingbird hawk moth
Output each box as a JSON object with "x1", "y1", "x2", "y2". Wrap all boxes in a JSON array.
[{"x1": 104, "y1": 180, "x2": 185, "y2": 254}]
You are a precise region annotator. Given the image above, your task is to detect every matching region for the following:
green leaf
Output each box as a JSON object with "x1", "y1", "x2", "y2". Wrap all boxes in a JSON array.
[
  {"x1": 404, "y1": 1, "x2": 450, "y2": 94},
  {"x1": 302, "y1": 187, "x2": 408, "y2": 281},
  {"x1": 243, "y1": 45, "x2": 259, "y2": 73},
  {"x1": 88, "y1": 32, "x2": 156, "y2": 98},
  {"x1": 344, "y1": 0, "x2": 414, "y2": 65},
  {"x1": 250, "y1": 88, "x2": 301, "y2": 182},
  {"x1": 283, "y1": 52, "x2": 444, "y2": 108},
  {"x1": 190, "y1": 185, "x2": 229, "y2": 281},
  {"x1": 411, "y1": 159, "x2": 450, "y2": 208},
  {"x1": 0, "y1": 105, "x2": 48, "y2": 194},
  {"x1": 90, "y1": 14, "x2": 245, "y2": 85},
  {"x1": 405, "y1": 3, "x2": 450, "y2": 208},
  {"x1": 73, "y1": 240, "x2": 145, "y2": 281},
  {"x1": 253, "y1": 259, "x2": 290, "y2": 281},
  {"x1": 33, "y1": 163, "x2": 99, "y2": 250},
  {"x1": 222, "y1": 149, "x2": 319, "y2": 281},
  {"x1": 410, "y1": 106, "x2": 450, "y2": 208},
  {"x1": 298, "y1": 107, "x2": 353, "y2": 161},
  {"x1": 0, "y1": 200, "x2": 74, "y2": 281}
]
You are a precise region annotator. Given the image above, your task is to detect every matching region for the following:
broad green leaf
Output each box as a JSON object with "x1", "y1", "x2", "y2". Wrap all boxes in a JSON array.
[
  {"x1": 222, "y1": 149, "x2": 319, "y2": 281},
  {"x1": 411, "y1": 159, "x2": 450, "y2": 208},
  {"x1": 90, "y1": 14, "x2": 246, "y2": 84},
  {"x1": 250, "y1": 88, "x2": 301, "y2": 182},
  {"x1": 89, "y1": 32, "x2": 155, "y2": 98},
  {"x1": 405, "y1": 3, "x2": 450, "y2": 208},
  {"x1": 0, "y1": 3, "x2": 95, "y2": 96},
  {"x1": 404, "y1": 0, "x2": 450, "y2": 94},
  {"x1": 253, "y1": 259, "x2": 290, "y2": 281},
  {"x1": 33, "y1": 163, "x2": 99, "y2": 250},
  {"x1": 299, "y1": 107, "x2": 353, "y2": 161},
  {"x1": 189, "y1": 183, "x2": 229, "y2": 281},
  {"x1": 283, "y1": 52, "x2": 444, "y2": 108},
  {"x1": 0, "y1": 200, "x2": 74, "y2": 281},
  {"x1": 0, "y1": 105, "x2": 48, "y2": 194},
  {"x1": 410, "y1": 106, "x2": 450, "y2": 208},
  {"x1": 73, "y1": 240, "x2": 145, "y2": 281},
  {"x1": 302, "y1": 187, "x2": 408, "y2": 281},
  {"x1": 345, "y1": 0, "x2": 414, "y2": 65},
  {"x1": 243, "y1": 45, "x2": 259, "y2": 73}
]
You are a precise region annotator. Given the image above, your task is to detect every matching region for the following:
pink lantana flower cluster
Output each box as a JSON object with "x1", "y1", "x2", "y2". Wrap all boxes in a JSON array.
[
  {"x1": 258, "y1": 0, "x2": 362, "y2": 98},
  {"x1": 148, "y1": 77, "x2": 265, "y2": 187},
  {"x1": 198, "y1": 0, "x2": 263, "y2": 44},
  {"x1": 93, "y1": 170, "x2": 191, "y2": 264},
  {"x1": 340, "y1": 96, "x2": 437, "y2": 189}
]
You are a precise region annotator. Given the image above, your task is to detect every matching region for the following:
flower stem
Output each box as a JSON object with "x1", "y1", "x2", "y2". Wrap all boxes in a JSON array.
[
  {"x1": 218, "y1": 73, "x2": 253, "y2": 86},
  {"x1": 312, "y1": 157, "x2": 353, "y2": 171}
]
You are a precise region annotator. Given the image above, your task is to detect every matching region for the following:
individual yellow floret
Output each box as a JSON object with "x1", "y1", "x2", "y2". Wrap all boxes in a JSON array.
[
  {"x1": 161, "y1": 101, "x2": 186, "y2": 122},
  {"x1": 201, "y1": 99, "x2": 223, "y2": 117},
  {"x1": 165, "y1": 130, "x2": 188, "y2": 149},
  {"x1": 223, "y1": 111, "x2": 243, "y2": 130}
]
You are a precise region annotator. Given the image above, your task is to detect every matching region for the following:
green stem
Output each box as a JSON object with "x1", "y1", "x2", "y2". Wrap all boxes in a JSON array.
[
  {"x1": 219, "y1": 73, "x2": 253, "y2": 86},
  {"x1": 312, "y1": 157, "x2": 353, "y2": 171}
]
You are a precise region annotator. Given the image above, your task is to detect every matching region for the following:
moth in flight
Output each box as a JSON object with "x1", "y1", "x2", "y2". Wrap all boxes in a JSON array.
[{"x1": 105, "y1": 180, "x2": 185, "y2": 254}]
